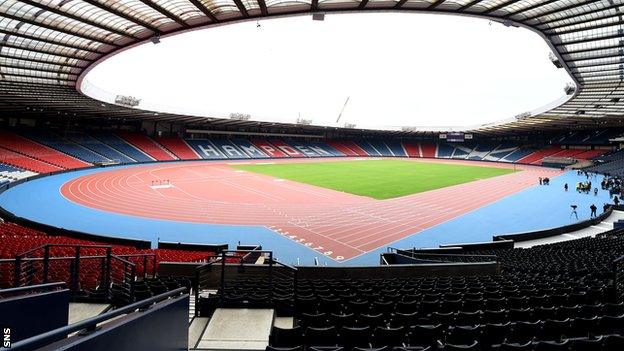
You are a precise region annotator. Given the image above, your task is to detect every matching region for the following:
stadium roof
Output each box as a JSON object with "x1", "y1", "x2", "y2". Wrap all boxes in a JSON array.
[{"x1": 1, "y1": 0, "x2": 624, "y2": 135}]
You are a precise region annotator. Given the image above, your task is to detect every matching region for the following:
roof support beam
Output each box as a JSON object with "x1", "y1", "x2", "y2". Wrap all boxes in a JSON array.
[
  {"x1": 458, "y1": 0, "x2": 484, "y2": 12},
  {"x1": 0, "y1": 29, "x2": 103, "y2": 55},
  {"x1": 538, "y1": 2, "x2": 623, "y2": 27},
  {"x1": 0, "y1": 41, "x2": 93, "y2": 61},
  {"x1": 503, "y1": 0, "x2": 558, "y2": 18},
  {"x1": 522, "y1": 0, "x2": 602, "y2": 23},
  {"x1": 554, "y1": 32, "x2": 623, "y2": 46},
  {"x1": 427, "y1": 0, "x2": 446, "y2": 10},
  {"x1": 19, "y1": 0, "x2": 136, "y2": 40},
  {"x1": 0, "y1": 72, "x2": 74, "y2": 83},
  {"x1": 81, "y1": 0, "x2": 161, "y2": 34},
  {"x1": 359, "y1": 0, "x2": 369, "y2": 9},
  {"x1": 311, "y1": 0, "x2": 319, "y2": 11},
  {"x1": 544, "y1": 17, "x2": 622, "y2": 36},
  {"x1": 482, "y1": 0, "x2": 522, "y2": 15},
  {"x1": 394, "y1": 0, "x2": 408, "y2": 9},
  {"x1": 0, "y1": 13, "x2": 117, "y2": 47},
  {"x1": 137, "y1": 0, "x2": 190, "y2": 27},
  {"x1": 0, "y1": 53, "x2": 84, "y2": 69},
  {"x1": 257, "y1": 0, "x2": 269, "y2": 15},
  {"x1": 232, "y1": 0, "x2": 250, "y2": 17},
  {"x1": 187, "y1": 0, "x2": 219, "y2": 22},
  {"x1": 0, "y1": 64, "x2": 76, "y2": 76}
]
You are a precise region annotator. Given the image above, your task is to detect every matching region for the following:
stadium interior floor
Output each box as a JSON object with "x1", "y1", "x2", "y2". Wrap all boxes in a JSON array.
[{"x1": 0, "y1": 166, "x2": 616, "y2": 266}]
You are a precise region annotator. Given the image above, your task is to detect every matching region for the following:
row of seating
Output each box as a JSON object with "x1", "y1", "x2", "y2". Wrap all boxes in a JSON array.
[
  {"x1": 266, "y1": 332, "x2": 624, "y2": 350},
  {"x1": 0, "y1": 128, "x2": 609, "y2": 175}
]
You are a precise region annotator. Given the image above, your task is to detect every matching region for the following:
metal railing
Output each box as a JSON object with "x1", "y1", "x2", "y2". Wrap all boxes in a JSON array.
[
  {"x1": 0, "y1": 281, "x2": 66, "y2": 298},
  {"x1": 613, "y1": 255, "x2": 624, "y2": 303},
  {"x1": 6, "y1": 244, "x2": 156, "y2": 301},
  {"x1": 8, "y1": 287, "x2": 188, "y2": 351},
  {"x1": 386, "y1": 247, "x2": 499, "y2": 263},
  {"x1": 194, "y1": 250, "x2": 297, "y2": 316}
]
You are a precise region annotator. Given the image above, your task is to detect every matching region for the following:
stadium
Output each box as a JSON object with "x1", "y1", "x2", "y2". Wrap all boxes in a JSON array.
[{"x1": 3, "y1": 1, "x2": 624, "y2": 350}]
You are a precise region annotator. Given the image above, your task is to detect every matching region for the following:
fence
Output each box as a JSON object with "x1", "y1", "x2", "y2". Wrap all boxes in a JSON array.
[
  {"x1": 194, "y1": 250, "x2": 298, "y2": 316},
  {"x1": 7, "y1": 244, "x2": 155, "y2": 302}
]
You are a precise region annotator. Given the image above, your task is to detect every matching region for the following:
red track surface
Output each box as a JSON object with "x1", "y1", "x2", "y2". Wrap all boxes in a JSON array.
[{"x1": 60, "y1": 158, "x2": 561, "y2": 261}]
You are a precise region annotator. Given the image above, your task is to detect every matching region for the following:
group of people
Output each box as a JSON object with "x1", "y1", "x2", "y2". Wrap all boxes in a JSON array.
[
  {"x1": 538, "y1": 177, "x2": 551, "y2": 185},
  {"x1": 565, "y1": 171, "x2": 623, "y2": 220}
]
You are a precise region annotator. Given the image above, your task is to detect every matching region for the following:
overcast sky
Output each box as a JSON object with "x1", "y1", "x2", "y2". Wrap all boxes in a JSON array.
[{"x1": 85, "y1": 13, "x2": 571, "y2": 130}]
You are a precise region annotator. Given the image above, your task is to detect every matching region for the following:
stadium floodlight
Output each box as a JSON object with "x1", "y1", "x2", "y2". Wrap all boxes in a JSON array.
[
  {"x1": 312, "y1": 13, "x2": 325, "y2": 21},
  {"x1": 564, "y1": 83, "x2": 576, "y2": 95},
  {"x1": 229, "y1": 113, "x2": 251, "y2": 120},
  {"x1": 296, "y1": 118, "x2": 312, "y2": 125},
  {"x1": 150, "y1": 35, "x2": 160, "y2": 44},
  {"x1": 549, "y1": 53, "x2": 562, "y2": 68}
]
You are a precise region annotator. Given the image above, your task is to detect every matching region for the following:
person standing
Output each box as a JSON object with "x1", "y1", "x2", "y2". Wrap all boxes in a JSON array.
[
  {"x1": 564, "y1": 183, "x2": 568, "y2": 191},
  {"x1": 539, "y1": 177, "x2": 543, "y2": 185},
  {"x1": 590, "y1": 204, "x2": 597, "y2": 218},
  {"x1": 570, "y1": 205, "x2": 579, "y2": 220},
  {"x1": 615, "y1": 195, "x2": 620, "y2": 207}
]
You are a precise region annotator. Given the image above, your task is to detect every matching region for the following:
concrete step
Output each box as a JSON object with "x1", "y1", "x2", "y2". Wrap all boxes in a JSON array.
[
  {"x1": 68, "y1": 302, "x2": 111, "y2": 325},
  {"x1": 194, "y1": 308, "x2": 274, "y2": 350}
]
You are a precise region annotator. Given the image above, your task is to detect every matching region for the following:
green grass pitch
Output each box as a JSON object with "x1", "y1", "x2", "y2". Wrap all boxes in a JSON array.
[{"x1": 233, "y1": 159, "x2": 516, "y2": 200}]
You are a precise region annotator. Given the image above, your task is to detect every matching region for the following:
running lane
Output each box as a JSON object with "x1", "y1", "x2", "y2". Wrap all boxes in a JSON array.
[{"x1": 61, "y1": 159, "x2": 561, "y2": 261}]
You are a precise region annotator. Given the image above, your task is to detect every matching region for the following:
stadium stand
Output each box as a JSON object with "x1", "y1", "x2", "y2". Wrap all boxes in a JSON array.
[
  {"x1": 211, "y1": 139, "x2": 252, "y2": 159},
  {"x1": 0, "y1": 148, "x2": 60, "y2": 174},
  {"x1": 69, "y1": 132, "x2": 137, "y2": 164},
  {"x1": 117, "y1": 131, "x2": 177, "y2": 161},
  {"x1": 156, "y1": 136, "x2": 202, "y2": 160},
  {"x1": 20, "y1": 130, "x2": 112, "y2": 164},
  {"x1": 308, "y1": 141, "x2": 344, "y2": 157},
  {"x1": 218, "y1": 231, "x2": 624, "y2": 351},
  {"x1": 517, "y1": 146, "x2": 563, "y2": 165},
  {"x1": 186, "y1": 139, "x2": 228, "y2": 159},
  {"x1": 270, "y1": 139, "x2": 307, "y2": 158},
  {"x1": 251, "y1": 140, "x2": 290, "y2": 158},
  {"x1": 385, "y1": 141, "x2": 408, "y2": 157},
  {"x1": 0, "y1": 130, "x2": 90, "y2": 170},
  {"x1": 437, "y1": 143, "x2": 455, "y2": 158},
  {"x1": 0, "y1": 163, "x2": 36, "y2": 183},
  {"x1": 402, "y1": 141, "x2": 421, "y2": 158},
  {"x1": 421, "y1": 142, "x2": 438, "y2": 158},
  {"x1": 325, "y1": 141, "x2": 360, "y2": 156},
  {"x1": 231, "y1": 139, "x2": 271, "y2": 158},
  {"x1": 94, "y1": 133, "x2": 154, "y2": 162},
  {"x1": 335, "y1": 141, "x2": 370, "y2": 157},
  {"x1": 368, "y1": 140, "x2": 394, "y2": 157},
  {"x1": 356, "y1": 140, "x2": 382, "y2": 156}
]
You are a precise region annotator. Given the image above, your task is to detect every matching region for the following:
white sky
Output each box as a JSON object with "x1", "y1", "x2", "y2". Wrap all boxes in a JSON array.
[{"x1": 85, "y1": 13, "x2": 571, "y2": 129}]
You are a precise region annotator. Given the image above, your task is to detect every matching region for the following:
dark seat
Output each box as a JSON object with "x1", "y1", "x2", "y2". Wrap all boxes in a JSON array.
[
  {"x1": 508, "y1": 321, "x2": 541, "y2": 344},
  {"x1": 447, "y1": 325, "x2": 481, "y2": 346},
  {"x1": 481, "y1": 323, "x2": 510, "y2": 346},
  {"x1": 266, "y1": 346, "x2": 303, "y2": 351},
  {"x1": 299, "y1": 312, "x2": 327, "y2": 328},
  {"x1": 569, "y1": 336, "x2": 603, "y2": 351},
  {"x1": 533, "y1": 340, "x2": 569, "y2": 351},
  {"x1": 407, "y1": 324, "x2": 444, "y2": 348},
  {"x1": 270, "y1": 326, "x2": 303, "y2": 347},
  {"x1": 541, "y1": 319, "x2": 570, "y2": 341},
  {"x1": 440, "y1": 341, "x2": 480, "y2": 350},
  {"x1": 598, "y1": 314, "x2": 624, "y2": 334},
  {"x1": 340, "y1": 326, "x2": 371, "y2": 349},
  {"x1": 304, "y1": 326, "x2": 338, "y2": 347},
  {"x1": 496, "y1": 341, "x2": 533, "y2": 351},
  {"x1": 372, "y1": 326, "x2": 406, "y2": 347},
  {"x1": 603, "y1": 334, "x2": 624, "y2": 351}
]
